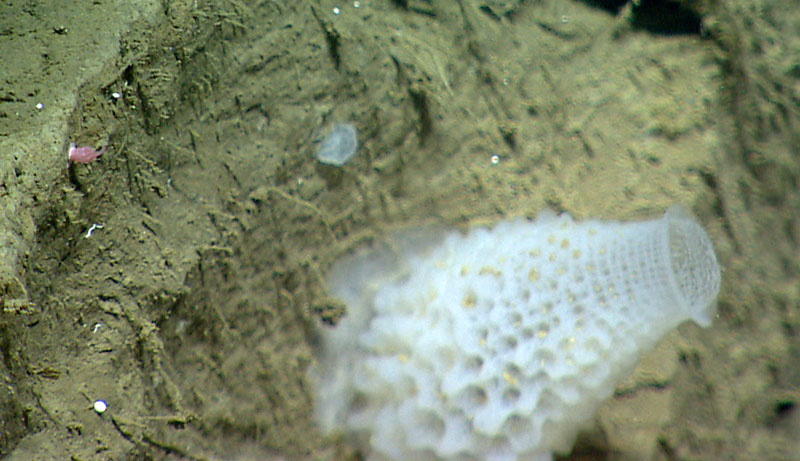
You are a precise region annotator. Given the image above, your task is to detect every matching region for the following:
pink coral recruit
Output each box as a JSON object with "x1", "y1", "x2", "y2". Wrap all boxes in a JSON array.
[{"x1": 68, "y1": 143, "x2": 106, "y2": 164}]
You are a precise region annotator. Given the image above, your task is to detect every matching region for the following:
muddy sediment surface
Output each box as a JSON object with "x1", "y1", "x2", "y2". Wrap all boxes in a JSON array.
[{"x1": 0, "y1": 1, "x2": 798, "y2": 459}]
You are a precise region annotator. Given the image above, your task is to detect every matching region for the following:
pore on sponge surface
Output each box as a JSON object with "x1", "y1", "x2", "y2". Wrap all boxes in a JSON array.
[{"x1": 312, "y1": 207, "x2": 720, "y2": 461}]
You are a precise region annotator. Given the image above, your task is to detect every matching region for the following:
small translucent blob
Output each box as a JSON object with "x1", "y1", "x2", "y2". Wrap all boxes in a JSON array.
[{"x1": 317, "y1": 123, "x2": 358, "y2": 166}]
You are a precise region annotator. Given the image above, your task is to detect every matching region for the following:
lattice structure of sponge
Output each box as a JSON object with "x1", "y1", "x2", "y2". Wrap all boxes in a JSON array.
[{"x1": 313, "y1": 207, "x2": 720, "y2": 461}]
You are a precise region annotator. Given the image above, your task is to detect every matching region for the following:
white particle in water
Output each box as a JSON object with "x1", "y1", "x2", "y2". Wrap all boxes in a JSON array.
[{"x1": 93, "y1": 400, "x2": 108, "y2": 414}]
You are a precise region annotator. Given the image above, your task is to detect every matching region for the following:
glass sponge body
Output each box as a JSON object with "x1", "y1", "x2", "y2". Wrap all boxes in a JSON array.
[{"x1": 312, "y1": 207, "x2": 720, "y2": 461}]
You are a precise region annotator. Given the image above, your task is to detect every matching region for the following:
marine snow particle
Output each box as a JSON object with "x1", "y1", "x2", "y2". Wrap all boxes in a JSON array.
[{"x1": 93, "y1": 399, "x2": 108, "y2": 414}]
